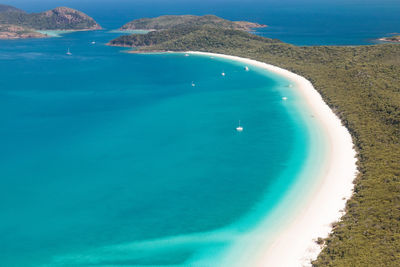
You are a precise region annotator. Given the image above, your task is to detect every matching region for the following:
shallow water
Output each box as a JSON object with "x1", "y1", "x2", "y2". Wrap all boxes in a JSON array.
[
  {"x1": 0, "y1": 30, "x2": 318, "y2": 266},
  {"x1": 1, "y1": 0, "x2": 395, "y2": 264}
]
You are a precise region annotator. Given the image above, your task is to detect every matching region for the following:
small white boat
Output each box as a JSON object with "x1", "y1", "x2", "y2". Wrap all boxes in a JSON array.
[
  {"x1": 244, "y1": 66, "x2": 249, "y2": 71},
  {"x1": 191, "y1": 81, "x2": 196, "y2": 87},
  {"x1": 221, "y1": 72, "x2": 226, "y2": 76},
  {"x1": 91, "y1": 41, "x2": 96, "y2": 44},
  {"x1": 236, "y1": 120, "x2": 243, "y2": 132},
  {"x1": 185, "y1": 53, "x2": 189, "y2": 57},
  {"x1": 282, "y1": 97, "x2": 288, "y2": 101},
  {"x1": 66, "y1": 48, "x2": 72, "y2": 55}
]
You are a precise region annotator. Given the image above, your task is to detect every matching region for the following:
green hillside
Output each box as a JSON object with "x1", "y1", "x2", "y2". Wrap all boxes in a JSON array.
[
  {"x1": 108, "y1": 25, "x2": 279, "y2": 48},
  {"x1": 0, "y1": 6, "x2": 101, "y2": 31},
  {"x1": 119, "y1": 14, "x2": 266, "y2": 31}
]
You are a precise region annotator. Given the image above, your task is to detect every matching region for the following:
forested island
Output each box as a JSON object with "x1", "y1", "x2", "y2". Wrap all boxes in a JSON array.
[
  {"x1": 118, "y1": 15, "x2": 266, "y2": 32},
  {"x1": 109, "y1": 20, "x2": 400, "y2": 266},
  {"x1": 0, "y1": 4, "x2": 101, "y2": 39}
]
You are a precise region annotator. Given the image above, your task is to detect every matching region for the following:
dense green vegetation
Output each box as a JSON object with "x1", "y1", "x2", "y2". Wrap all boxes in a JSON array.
[
  {"x1": 108, "y1": 25, "x2": 279, "y2": 47},
  {"x1": 110, "y1": 25, "x2": 400, "y2": 266},
  {"x1": 0, "y1": 5, "x2": 101, "y2": 31},
  {"x1": 119, "y1": 14, "x2": 266, "y2": 31}
]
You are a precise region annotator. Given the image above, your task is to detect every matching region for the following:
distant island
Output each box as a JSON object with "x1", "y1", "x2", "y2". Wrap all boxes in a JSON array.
[
  {"x1": 0, "y1": 4, "x2": 101, "y2": 39},
  {"x1": 378, "y1": 35, "x2": 400, "y2": 42},
  {"x1": 118, "y1": 15, "x2": 266, "y2": 32}
]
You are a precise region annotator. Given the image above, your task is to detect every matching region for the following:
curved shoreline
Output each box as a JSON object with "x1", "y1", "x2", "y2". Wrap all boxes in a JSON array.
[{"x1": 188, "y1": 51, "x2": 358, "y2": 266}]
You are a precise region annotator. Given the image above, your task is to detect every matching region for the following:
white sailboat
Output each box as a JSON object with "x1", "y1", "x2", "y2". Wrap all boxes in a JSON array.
[
  {"x1": 66, "y1": 48, "x2": 72, "y2": 55},
  {"x1": 191, "y1": 81, "x2": 196, "y2": 87},
  {"x1": 236, "y1": 120, "x2": 243, "y2": 132},
  {"x1": 221, "y1": 72, "x2": 226, "y2": 76}
]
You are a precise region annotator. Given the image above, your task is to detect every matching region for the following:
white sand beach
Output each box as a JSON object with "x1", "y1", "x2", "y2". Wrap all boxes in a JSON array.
[{"x1": 188, "y1": 51, "x2": 358, "y2": 266}]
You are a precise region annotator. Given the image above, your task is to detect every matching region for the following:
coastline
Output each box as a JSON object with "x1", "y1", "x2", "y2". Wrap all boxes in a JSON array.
[
  {"x1": 0, "y1": 28, "x2": 102, "y2": 40},
  {"x1": 37, "y1": 28, "x2": 102, "y2": 38},
  {"x1": 377, "y1": 37, "x2": 400, "y2": 43},
  {"x1": 187, "y1": 51, "x2": 358, "y2": 266}
]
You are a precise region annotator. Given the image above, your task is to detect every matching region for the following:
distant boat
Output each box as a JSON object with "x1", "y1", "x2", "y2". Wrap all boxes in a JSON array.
[
  {"x1": 66, "y1": 48, "x2": 72, "y2": 56},
  {"x1": 185, "y1": 53, "x2": 189, "y2": 57},
  {"x1": 282, "y1": 97, "x2": 288, "y2": 101},
  {"x1": 244, "y1": 66, "x2": 249, "y2": 71},
  {"x1": 91, "y1": 41, "x2": 96, "y2": 44},
  {"x1": 221, "y1": 72, "x2": 226, "y2": 76},
  {"x1": 191, "y1": 81, "x2": 196, "y2": 87},
  {"x1": 236, "y1": 120, "x2": 243, "y2": 132}
]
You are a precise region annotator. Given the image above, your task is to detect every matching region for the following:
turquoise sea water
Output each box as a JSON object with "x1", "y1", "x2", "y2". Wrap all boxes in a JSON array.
[
  {"x1": 0, "y1": 30, "x2": 324, "y2": 266},
  {"x1": 2, "y1": 1, "x2": 398, "y2": 264}
]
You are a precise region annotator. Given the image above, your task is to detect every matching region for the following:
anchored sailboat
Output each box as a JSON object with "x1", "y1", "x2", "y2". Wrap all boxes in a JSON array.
[{"x1": 236, "y1": 120, "x2": 243, "y2": 132}]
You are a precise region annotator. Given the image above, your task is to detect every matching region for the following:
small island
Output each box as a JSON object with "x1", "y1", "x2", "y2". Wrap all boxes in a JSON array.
[
  {"x1": 118, "y1": 14, "x2": 266, "y2": 32},
  {"x1": 0, "y1": 4, "x2": 101, "y2": 39}
]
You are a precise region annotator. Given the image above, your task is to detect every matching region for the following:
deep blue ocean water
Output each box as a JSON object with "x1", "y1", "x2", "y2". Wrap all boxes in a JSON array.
[{"x1": 0, "y1": 0, "x2": 397, "y2": 265}]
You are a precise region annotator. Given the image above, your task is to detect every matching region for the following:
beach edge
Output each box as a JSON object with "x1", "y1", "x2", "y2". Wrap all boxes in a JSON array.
[{"x1": 187, "y1": 51, "x2": 358, "y2": 266}]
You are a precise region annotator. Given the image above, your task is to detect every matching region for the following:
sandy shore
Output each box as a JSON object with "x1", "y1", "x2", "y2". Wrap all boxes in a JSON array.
[{"x1": 188, "y1": 51, "x2": 358, "y2": 266}]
